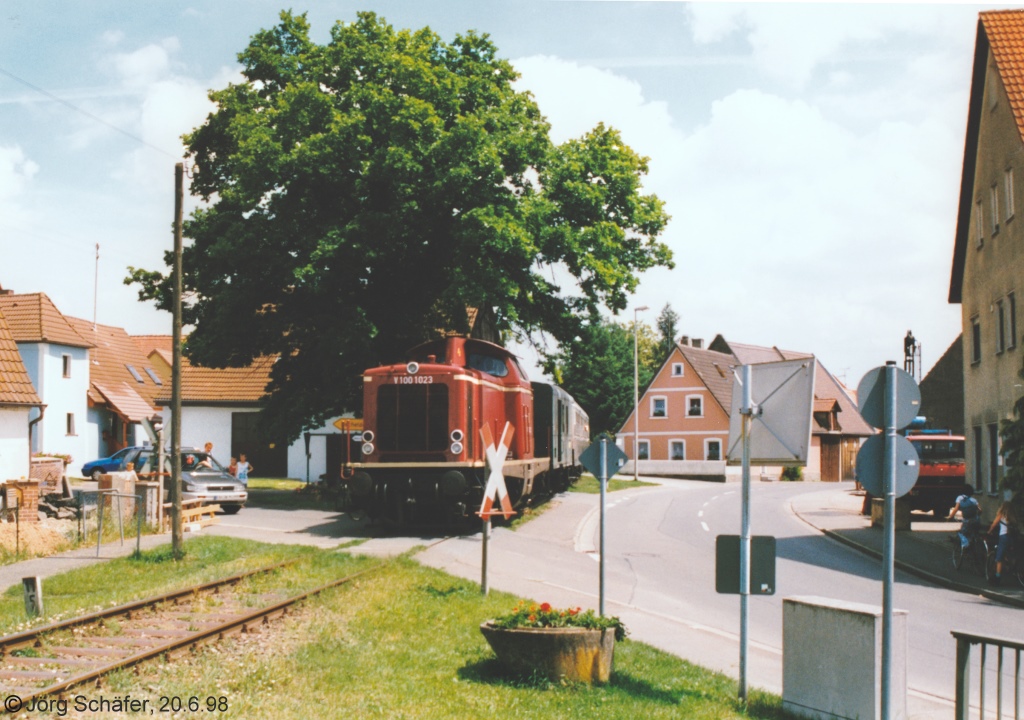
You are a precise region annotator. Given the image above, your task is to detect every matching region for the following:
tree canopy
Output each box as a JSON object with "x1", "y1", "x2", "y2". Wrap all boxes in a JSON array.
[{"x1": 128, "y1": 11, "x2": 671, "y2": 441}]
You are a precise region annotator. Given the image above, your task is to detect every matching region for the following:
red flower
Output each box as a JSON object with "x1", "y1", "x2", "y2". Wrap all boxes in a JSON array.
[
  {"x1": 568, "y1": 607, "x2": 580, "y2": 616},
  {"x1": 528, "y1": 614, "x2": 537, "y2": 622},
  {"x1": 540, "y1": 603, "x2": 551, "y2": 612}
]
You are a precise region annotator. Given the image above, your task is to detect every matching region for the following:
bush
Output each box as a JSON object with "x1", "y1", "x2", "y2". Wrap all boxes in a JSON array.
[{"x1": 781, "y1": 466, "x2": 803, "y2": 482}]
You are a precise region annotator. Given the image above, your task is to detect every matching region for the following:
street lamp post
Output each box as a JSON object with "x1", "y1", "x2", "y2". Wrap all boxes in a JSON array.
[{"x1": 633, "y1": 305, "x2": 648, "y2": 482}]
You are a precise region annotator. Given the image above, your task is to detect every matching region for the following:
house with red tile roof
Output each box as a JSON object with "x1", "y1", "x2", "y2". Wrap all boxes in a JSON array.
[
  {"x1": 62, "y1": 316, "x2": 164, "y2": 464},
  {"x1": 0, "y1": 306, "x2": 42, "y2": 480},
  {"x1": 616, "y1": 334, "x2": 872, "y2": 481},
  {"x1": 134, "y1": 337, "x2": 355, "y2": 481},
  {"x1": 948, "y1": 10, "x2": 1024, "y2": 507},
  {"x1": 0, "y1": 292, "x2": 94, "y2": 469}
]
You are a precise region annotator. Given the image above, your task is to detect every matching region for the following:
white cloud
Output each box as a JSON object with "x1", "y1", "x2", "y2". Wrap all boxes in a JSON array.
[
  {"x1": 109, "y1": 38, "x2": 182, "y2": 88},
  {"x1": 0, "y1": 145, "x2": 37, "y2": 203}
]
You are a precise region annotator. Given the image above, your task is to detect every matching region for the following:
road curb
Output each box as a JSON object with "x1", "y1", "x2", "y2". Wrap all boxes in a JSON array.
[{"x1": 789, "y1": 498, "x2": 1024, "y2": 610}]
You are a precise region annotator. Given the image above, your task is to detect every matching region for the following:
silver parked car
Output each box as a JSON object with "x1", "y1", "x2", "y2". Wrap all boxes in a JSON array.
[{"x1": 124, "y1": 447, "x2": 247, "y2": 514}]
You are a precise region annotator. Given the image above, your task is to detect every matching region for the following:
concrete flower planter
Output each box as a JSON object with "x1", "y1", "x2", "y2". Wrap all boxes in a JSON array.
[{"x1": 479, "y1": 621, "x2": 616, "y2": 684}]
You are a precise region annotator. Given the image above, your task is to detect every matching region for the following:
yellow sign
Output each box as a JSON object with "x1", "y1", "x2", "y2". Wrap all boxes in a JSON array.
[{"x1": 332, "y1": 417, "x2": 364, "y2": 432}]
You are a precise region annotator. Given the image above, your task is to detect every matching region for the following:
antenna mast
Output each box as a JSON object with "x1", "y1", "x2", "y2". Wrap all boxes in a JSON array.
[{"x1": 92, "y1": 243, "x2": 99, "y2": 330}]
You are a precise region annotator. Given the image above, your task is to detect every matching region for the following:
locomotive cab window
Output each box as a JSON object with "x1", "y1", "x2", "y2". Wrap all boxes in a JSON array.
[{"x1": 468, "y1": 353, "x2": 509, "y2": 377}]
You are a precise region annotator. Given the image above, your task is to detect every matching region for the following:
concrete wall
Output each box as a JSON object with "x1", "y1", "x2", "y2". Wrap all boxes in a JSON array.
[
  {"x1": 0, "y1": 408, "x2": 31, "y2": 480},
  {"x1": 783, "y1": 596, "x2": 906, "y2": 720}
]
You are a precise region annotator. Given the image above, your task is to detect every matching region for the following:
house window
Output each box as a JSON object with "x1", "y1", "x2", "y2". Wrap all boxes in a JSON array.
[
  {"x1": 977, "y1": 200, "x2": 985, "y2": 247},
  {"x1": 997, "y1": 300, "x2": 1007, "y2": 354},
  {"x1": 671, "y1": 363, "x2": 684, "y2": 377},
  {"x1": 144, "y1": 367, "x2": 163, "y2": 385},
  {"x1": 706, "y1": 439, "x2": 722, "y2": 461},
  {"x1": 971, "y1": 315, "x2": 982, "y2": 364},
  {"x1": 991, "y1": 184, "x2": 1001, "y2": 234},
  {"x1": 989, "y1": 423, "x2": 1000, "y2": 494},
  {"x1": 973, "y1": 426, "x2": 983, "y2": 491},
  {"x1": 650, "y1": 396, "x2": 667, "y2": 418},
  {"x1": 125, "y1": 364, "x2": 144, "y2": 383},
  {"x1": 670, "y1": 440, "x2": 685, "y2": 461},
  {"x1": 1007, "y1": 168, "x2": 1016, "y2": 220},
  {"x1": 62, "y1": 354, "x2": 71, "y2": 378},
  {"x1": 66, "y1": 413, "x2": 76, "y2": 436},
  {"x1": 637, "y1": 440, "x2": 650, "y2": 461},
  {"x1": 687, "y1": 395, "x2": 704, "y2": 417},
  {"x1": 1011, "y1": 293, "x2": 1018, "y2": 350}
]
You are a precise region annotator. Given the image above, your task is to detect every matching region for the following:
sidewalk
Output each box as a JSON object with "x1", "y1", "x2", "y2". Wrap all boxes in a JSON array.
[{"x1": 790, "y1": 485, "x2": 1024, "y2": 608}]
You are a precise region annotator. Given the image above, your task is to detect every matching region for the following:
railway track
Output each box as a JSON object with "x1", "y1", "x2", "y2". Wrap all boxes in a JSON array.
[{"x1": 0, "y1": 561, "x2": 381, "y2": 710}]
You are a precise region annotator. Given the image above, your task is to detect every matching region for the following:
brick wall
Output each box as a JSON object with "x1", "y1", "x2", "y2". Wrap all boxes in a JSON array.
[{"x1": 5, "y1": 480, "x2": 40, "y2": 523}]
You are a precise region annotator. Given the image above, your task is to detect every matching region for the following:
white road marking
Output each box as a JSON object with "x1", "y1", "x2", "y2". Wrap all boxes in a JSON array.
[
  {"x1": 698, "y1": 510, "x2": 704, "y2": 518},
  {"x1": 701, "y1": 522, "x2": 710, "y2": 532}
]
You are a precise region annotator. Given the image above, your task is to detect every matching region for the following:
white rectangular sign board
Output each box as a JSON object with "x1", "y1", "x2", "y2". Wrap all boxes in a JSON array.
[{"x1": 726, "y1": 357, "x2": 816, "y2": 466}]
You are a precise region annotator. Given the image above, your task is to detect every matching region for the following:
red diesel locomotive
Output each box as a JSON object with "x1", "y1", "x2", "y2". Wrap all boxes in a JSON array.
[{"x1": 342, "y1": 336, "x2": 589, "y2": 524}]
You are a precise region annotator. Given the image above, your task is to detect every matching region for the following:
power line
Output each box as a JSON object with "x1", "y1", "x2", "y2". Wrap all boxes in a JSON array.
[{"x1": 0, "y1": 65, "x2": 178, "y2": 159}]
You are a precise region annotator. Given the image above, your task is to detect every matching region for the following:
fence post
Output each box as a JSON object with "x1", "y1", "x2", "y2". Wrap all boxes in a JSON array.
[{"x1": 955, "y1": 636, "x2": 971, "y2": 720}]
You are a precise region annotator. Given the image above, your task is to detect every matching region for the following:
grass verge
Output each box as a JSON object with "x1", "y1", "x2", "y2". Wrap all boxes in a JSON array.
[
  {"x1": 570, "y1": 474, "x2": 658, "y2": 494},
  {"x1": 1, "y1": 536, "x2": 790, "y2": 719}
]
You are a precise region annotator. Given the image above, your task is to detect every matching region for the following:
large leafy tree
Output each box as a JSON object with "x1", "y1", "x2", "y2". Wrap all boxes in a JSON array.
[
  {"x1": 541, "y1": 318, "x2": 660, "y2": 437},
  {"x1": 129, "y1": 11, "x2": 671, "y2": 441},
  {"x1": 655, "y1": 302, "x2": 680, "y2": 359}
]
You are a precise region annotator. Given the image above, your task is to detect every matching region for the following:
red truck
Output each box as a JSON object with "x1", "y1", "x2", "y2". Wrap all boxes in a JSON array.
[{"x1": 904, "y1": 430, "x2": 968, "y2": 517}]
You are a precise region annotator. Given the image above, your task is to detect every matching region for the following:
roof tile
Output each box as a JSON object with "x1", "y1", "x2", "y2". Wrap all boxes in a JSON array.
[
  {"x1": 0, "y1": 293, "x2": 92, "y2": 348},
  {"x1": 0, "y1": 307, "x2": 41, "y2": 406}
]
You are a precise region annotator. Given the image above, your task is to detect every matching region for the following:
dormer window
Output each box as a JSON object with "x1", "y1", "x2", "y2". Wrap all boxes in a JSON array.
[{"x1": 144, "y1": 367, "x2": 163, "y2": 386}]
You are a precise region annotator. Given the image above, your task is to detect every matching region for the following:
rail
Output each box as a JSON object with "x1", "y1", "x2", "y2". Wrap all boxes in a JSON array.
[{"x1": 953, "y1": 629, "x2": 1024, "y2": 719}]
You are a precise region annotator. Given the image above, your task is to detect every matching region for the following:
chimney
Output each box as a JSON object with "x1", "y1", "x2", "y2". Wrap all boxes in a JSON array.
[
  {"x1": 693, "y1": 338, "x2": 704, "y2": 349},
  {"x1": 679, "y1": 336, "x2": 691, "y2": 347}
]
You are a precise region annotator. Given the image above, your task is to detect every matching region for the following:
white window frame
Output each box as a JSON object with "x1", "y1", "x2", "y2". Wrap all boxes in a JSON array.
[
  {"x1": 669, "y1": 439, "x2": 686, "y2": 461},
  {"x1": 977, "y1": 199, "x2": 985, "y2": 247},
  {"x1": 62, "y1": 354, "x2": 71, "y2": 378},
  {"x1": 992, "y1": 184, "x2": 1001, "y2": 234},
  {"x1": 705, "y1": 438, "x2": 723, "y2": 461},
  {"x1": 686, "y1": 394, "x2": 704, "y2": 418},
  {"x1": 671, "y1": 363, "x2": 684, "y2": 377},
  {"x1": 1007, "y1": 167, "x2": 1016, "y2": 221},
  {"x1": 636, "y1": 439, "x2": 650, "y2": 461},
  {"x1": 650, "y1": 396, "x2": 668, "y2": 419}
]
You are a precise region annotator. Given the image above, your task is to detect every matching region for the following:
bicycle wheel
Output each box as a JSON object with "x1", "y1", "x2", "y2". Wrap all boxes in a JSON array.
[{"x1": 953, "y1": 538, "x2": 966, "y2": 570}]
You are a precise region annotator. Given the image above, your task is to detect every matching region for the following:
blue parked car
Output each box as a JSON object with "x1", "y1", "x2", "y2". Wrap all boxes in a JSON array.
[{"x1": 80, "y1": 447, "x2": 138, "y2": 481}]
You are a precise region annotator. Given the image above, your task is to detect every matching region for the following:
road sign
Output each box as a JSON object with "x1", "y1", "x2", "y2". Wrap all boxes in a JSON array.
[
  {"x1": 857, "y1": 366, "x2": 920, "y2": 431},
  {"x1": 715, "y1": 535, "x2": 776, "y2": 595},
  {"x1": 579, "y1": 435, "x2": 628, "y2": 480},
  {"x1": 856, "y1": 433, "x2": 920, "y2": 498},
  {"x1": 726, "y1": 358, "x2": 816, "y2": 465},
  {"x1": 477, "y1": 422, "x2": 516, "y2": 520},
  {"x1": 332, "y1": 417, "x2": 363, "y2": 432}
]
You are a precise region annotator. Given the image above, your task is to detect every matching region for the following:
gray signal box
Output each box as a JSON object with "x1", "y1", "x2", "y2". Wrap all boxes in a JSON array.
[{"x1": 715, "y1": 535, "x2": 776, "y2": 595}]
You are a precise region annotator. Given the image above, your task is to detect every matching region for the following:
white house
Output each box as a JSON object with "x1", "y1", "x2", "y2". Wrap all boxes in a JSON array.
[
  {"x1": 139, "y1": 338, "x2": 354, "y2": 481},
  {"x1": 0, "y1": 292, "x2": 93, "y2": 468},
  {"x1": 0, "y1": 305, "x2": 42, "y2": 481}
]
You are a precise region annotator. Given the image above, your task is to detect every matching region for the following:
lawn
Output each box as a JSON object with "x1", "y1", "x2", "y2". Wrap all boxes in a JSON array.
[
  {"x1": 0, "y1": 537, "x2": 790, "y2": 719},
  {"x1": 245, "y1": 477, "x2": 332, "y2": 511},
  {"x1": 570, "y1": 474, "x2": 658, "y2": 494}
]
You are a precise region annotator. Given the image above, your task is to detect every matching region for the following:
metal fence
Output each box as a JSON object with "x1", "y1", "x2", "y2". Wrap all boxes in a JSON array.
[{"x1": 953, "y1": 629, "x2": 1024, "y2": 720}]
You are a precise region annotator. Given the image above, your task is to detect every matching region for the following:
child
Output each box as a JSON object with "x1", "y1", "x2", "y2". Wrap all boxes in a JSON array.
[
  {"x1": 236, "y1": 454, "x2": 253, "y2": 486},
  {"x1": 228, "y1": 456, "x2": 238, "y2": 478}
]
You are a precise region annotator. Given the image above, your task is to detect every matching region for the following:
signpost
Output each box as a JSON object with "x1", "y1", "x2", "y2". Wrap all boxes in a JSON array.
[
  {"x1": 579, "y1": 434, "x2": 627, "y2": 616},
  {"x1": 725, "y1": 358, "x2": 815, "y2": 703},
  {"x1": 856, "y1": 361, "x2": 920, "y2": 720},
  {"x1": 477, "y1": 422, "x2": 516, "y2": 596}
]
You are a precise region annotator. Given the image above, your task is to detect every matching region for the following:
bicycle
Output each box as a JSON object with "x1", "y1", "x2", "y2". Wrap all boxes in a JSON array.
[
  {"x1": 953, "y1": 526, "x2": 989, "y2": 576},
  {"x1": 986, "y1": 532, "x2": 1024, "y2": 587}
]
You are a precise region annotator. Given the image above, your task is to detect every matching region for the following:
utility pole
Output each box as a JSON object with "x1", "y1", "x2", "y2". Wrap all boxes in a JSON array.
[
  {"x1": 92, "y1": 243, "x2": 99, "y2": 331},
  {"x1": 171, "y1": 163, "x2": 184, "y2": 559}
]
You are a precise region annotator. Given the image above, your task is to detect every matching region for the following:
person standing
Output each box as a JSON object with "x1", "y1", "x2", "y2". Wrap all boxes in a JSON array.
[
  {"x1": 236, "y1": 454, "x2": 253, "y2": 486},
  {"x1": 987, "y1": 501, "x2": 1018, "y2": 585}
]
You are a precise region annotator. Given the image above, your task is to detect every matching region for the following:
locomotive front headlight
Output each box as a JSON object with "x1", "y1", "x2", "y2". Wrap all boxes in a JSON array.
[
  {"x1": 450, "y1": 429, "x2": 464, "y2": 442},
  {"x1": 406, "y1": 361, "x2": 419, "y2": 375},
  {"x1": 361, "y1": 442, "x2": 375, "y2": 455},
  {"x1": 450, "y1": 441, "x2": 464, "y2": 455},
  {"x1": 361, "y1": 430, "x2": 374, "y2": 443}
]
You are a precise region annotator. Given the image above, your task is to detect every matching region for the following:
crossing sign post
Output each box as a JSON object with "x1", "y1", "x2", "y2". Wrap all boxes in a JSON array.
[
  {"x1": 478, "y1": 423, "x2": 515, "y2": 596},
  {"x1": 579, "y1": 434, "x2": 627, "y2": 617}
]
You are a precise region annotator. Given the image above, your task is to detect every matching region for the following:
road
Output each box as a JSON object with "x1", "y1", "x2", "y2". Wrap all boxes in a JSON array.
[{"x1": 208, "y1": 480, "x2": 1020, "y2": 718}]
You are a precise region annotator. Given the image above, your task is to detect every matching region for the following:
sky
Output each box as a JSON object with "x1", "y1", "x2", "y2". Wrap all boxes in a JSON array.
[{"x1": 0, "y1": 1, "x2": 1006, "y2": 391}]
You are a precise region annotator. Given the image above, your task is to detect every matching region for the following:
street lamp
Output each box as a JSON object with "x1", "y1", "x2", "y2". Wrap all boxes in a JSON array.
[{"x1": 633, "y1": 305, "x2": 649, "y2": 481}]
